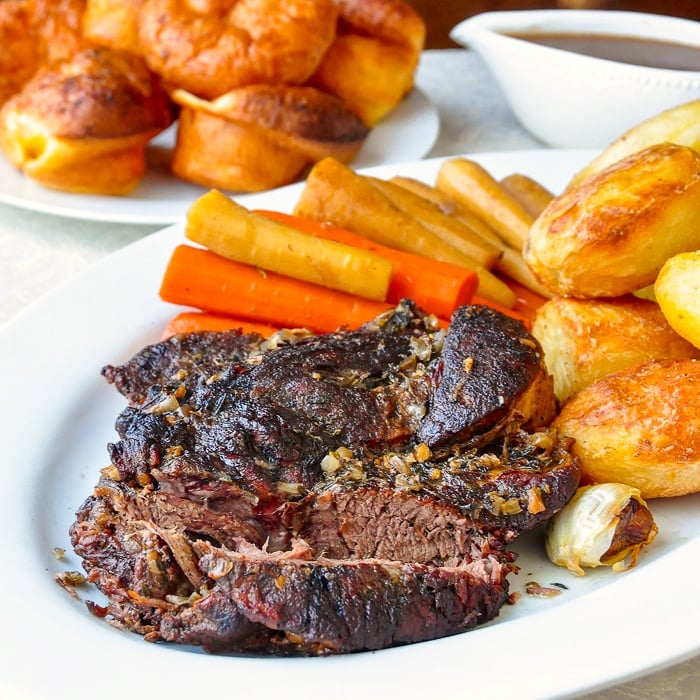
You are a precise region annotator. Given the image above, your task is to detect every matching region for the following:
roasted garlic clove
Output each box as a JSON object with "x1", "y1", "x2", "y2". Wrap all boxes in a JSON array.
[{"x1": 545, "y1": 483, "x2": 658, "y2": 576}]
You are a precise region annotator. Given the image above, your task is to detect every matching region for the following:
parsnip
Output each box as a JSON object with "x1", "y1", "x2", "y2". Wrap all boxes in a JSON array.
[
  {"x1": 294, "y1": 158, "x2": 517, "y2": 307},
  {"x1": 495, "y1": 247, "x2": 553, "y2": 300},
  {"x1": 436, "y1": 158, "x2": 533, "y2": 251},
  {"x1": 388, "y1": 175, "x2": 506, "y2": 249},
  {"x1": 499, "y1": 172, "x2": 555, "y2": 219},
  {"x1": 294, "y1": 158, "x2": 479, "y2": 269},
  {"x1": 368, "y1": 176, "x2": 502, "y2": 268},
  {"x1": 186, "y1": 189, "x2": 393, "y2": 301}
]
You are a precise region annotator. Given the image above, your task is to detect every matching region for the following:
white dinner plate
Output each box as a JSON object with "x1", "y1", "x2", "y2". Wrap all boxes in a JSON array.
[
  {"x1": 0, "y1": 88, "x2": 439, "y2": 225},
  {"x1": 1, "y1": 150, "x2": 699, "y2": 700}
]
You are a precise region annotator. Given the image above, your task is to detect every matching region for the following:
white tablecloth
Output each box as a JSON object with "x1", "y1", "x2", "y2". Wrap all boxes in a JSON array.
[{"x1": 1, "y1": 49, "x2": 698, "y2": 699}]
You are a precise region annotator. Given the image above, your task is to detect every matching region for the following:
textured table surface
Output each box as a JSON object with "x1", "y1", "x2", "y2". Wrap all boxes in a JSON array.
[{"x1": 1, "y1": 49, "x2": 697, "y2": 699}]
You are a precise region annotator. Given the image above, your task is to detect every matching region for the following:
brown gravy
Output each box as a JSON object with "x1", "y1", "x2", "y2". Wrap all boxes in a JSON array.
[{"x1": 505, "y1": 32, "x2": 700, "y2": 71}]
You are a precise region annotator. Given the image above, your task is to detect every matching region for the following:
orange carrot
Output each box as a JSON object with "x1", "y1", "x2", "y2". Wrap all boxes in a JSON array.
[
  {"x1": 159, "y1": 244, "x2": 394, "y2": 334},
  {"x1": 472, "y1": 295, "x2": 532, "y2": 330},
  {"x1": 497, "y1": 275, "x2": 549, "y2": 324},
  {"x1": 255, "y1": 210, "x2": 478, "y2": 320},
  {"x1": 161, "y1": 311, "x2": 280, "y2": 340}
]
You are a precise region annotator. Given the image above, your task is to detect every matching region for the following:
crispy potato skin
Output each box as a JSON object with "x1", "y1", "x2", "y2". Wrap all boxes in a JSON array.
[
  {"x1": 655, "y1": 250, "x2": 700, "y2": 350},
  {"x1": 525, "y1": 143, "x2": 700, "y2": 298},
  {"x1": 568, "y1": 99, "x2": 700, "y2": 188},
  {"x1": 532, "y1": 296, "x2": 700, "y2": 404},
  {"x1": 554, "y1": 358, "x2": 700, "y2": 499}
]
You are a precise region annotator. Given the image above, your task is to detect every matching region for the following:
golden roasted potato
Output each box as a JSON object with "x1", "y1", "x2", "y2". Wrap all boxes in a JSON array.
[
  {"x1": 525, "y1": 143, "x2": 700, "y2": 298},
  {"x1": 532, "y1": 296, "x2": 700, "y2": 404},
  {"x1": 554, "y1": 358, "x2": 700, "y2": 499},
  {"x1": 654, "y1": 250, "x2": 700, "y2": 350},
  {"x1": 569, "y1": 99, "x2": 700, "y2": 188}
]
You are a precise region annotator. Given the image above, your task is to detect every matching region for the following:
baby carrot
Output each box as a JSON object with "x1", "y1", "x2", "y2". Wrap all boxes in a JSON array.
[
  {"x1": 255, "y1": 210, "x2": 478, "y2": 320},
  {"x1": 159, "y1": 244, "x2": 394, "y2": 334},
  {"x1": 186, "y1": 190, "x2": 393, "y2": 302},
  {"x1": 501, "y1": 276, "x2": 549, "y2": 324},
  {"x1": 472, "y1": 295, "x2": 532, "y2": 330},
  {"x1": 161, "y1": 311, "x2": 280, "y2": 340}
]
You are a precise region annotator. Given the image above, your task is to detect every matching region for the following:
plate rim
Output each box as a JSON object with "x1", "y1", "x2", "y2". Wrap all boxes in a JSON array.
[{"x1": 1, "y1": 148, "x2": 698, "y2": 700}]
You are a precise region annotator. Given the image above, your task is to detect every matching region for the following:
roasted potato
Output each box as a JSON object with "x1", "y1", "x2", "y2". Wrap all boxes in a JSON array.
[
  {"x1": 569, "y1": 99, "x2": 700, "y2": 187},
  {"x1": 554, "y1": 358, "x2": 700, "y2": 499},
  {"x1": 532, "y1": 296, "x2": 700, "y2": 404},
  {"x1": 654, "y1": 250, "x2": 700, "y2": 350},
  {"x1": 525, "y1": 143, "x2": 700, "y2": 298}
]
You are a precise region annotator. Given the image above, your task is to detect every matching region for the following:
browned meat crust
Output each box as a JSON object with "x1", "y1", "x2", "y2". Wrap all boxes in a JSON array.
[{"x1": 71, "y1": 301, "x2": 579, "y2": 655}]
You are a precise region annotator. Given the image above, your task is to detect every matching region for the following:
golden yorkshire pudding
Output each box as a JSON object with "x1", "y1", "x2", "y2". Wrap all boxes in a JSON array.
[
  {"x1": 0, "y1": 1, "x2": 39, "y2": 107},
  {"x1": 82, "y1": 0, "x2": 143, "y2": 54},
  {"x1": 309, "y1": 0, "x2": 426, "y2": 126},
  {"x1": 532, "y1": 295, "x2": 700, "y2": 405},
  {"x1": 170, "y1": 84, "x2": 369, "y2": 192},
  {"x1": 138, "y1": 0, "x2": 338, "y2": 99},
  {"x1": 32, "y1": 0, "x2": 92, "y2": 64},
  {"x1": 524, "y1": 143, "x2": 700, "y2": 298},
  {"x1": 0, "y1": 47, "x2": 174, "y2": 195},
  {"x1": 0, "y1": 0, "x2": 91, "y2": 107},
  {"x1": 554, "y1": 358, "x2": 700, "y2": 499}
]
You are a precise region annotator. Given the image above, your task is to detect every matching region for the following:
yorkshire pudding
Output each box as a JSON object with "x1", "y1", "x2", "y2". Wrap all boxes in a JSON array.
[
  {"x1": 171, "y1": 84, "x2": 369, "y2": 192},
  {"x1": 0, "y1": 1, "x2": 39, "y2": 107},
  {"x1": 138, "y1": 0, "x2": 338, "y2": 99},
  {"x1": 310, "y1": 0, "x2": 426, "y2": 126},
  {"x1": 82, "y1": 0, "x2": 143, "y2": 54},
  {"x1": 0, "y1": 47, "x2": 174, "y2": 195},
  {"x1": 0, "y1": 0, "x2": 91, "y2": 107}
]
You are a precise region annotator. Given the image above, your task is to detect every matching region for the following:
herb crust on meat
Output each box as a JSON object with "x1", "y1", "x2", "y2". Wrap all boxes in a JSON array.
[{"x1": 70, "y1": 301, "x2": 579, "y2": 655}]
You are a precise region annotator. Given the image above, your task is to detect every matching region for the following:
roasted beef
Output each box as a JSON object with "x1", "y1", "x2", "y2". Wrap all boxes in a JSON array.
[{"x1": 70, "y1": 301, "x2": 579, "y2": 655}]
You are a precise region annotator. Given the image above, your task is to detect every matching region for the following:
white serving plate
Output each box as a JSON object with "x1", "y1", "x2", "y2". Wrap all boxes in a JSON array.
[{"x1": 1, "y1": 150, "x2": 698, "y2": 700}]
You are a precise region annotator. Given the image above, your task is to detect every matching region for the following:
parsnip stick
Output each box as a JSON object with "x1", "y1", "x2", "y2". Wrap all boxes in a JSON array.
[
  {"x1": 436, "y1": 158, "x2": 534, "y2": 251},
  {"x1": 495, "y1": 246, "x2": 553, "y2": 299},
  {"x1": 368, "y1": 176, "x2": 502, "y2": 269},
  {"x1": 293, "y1": 157, "x2": 483, "y2": 270},
  {"x1": 473, "y1": 265, "x2": 518, "y2": 308},
  {"x1": 389, "y1": 175, "x2": 506, "y2": 249},
  {"x1": 389, "y1": 175, "x2": 460, "y2": 213},
  {"x1": 500, "y1": 173, "x2": 555, "y2": 219},
  {"x1": 186, "y1": 189, "x2": 393, "y2": 301}
]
